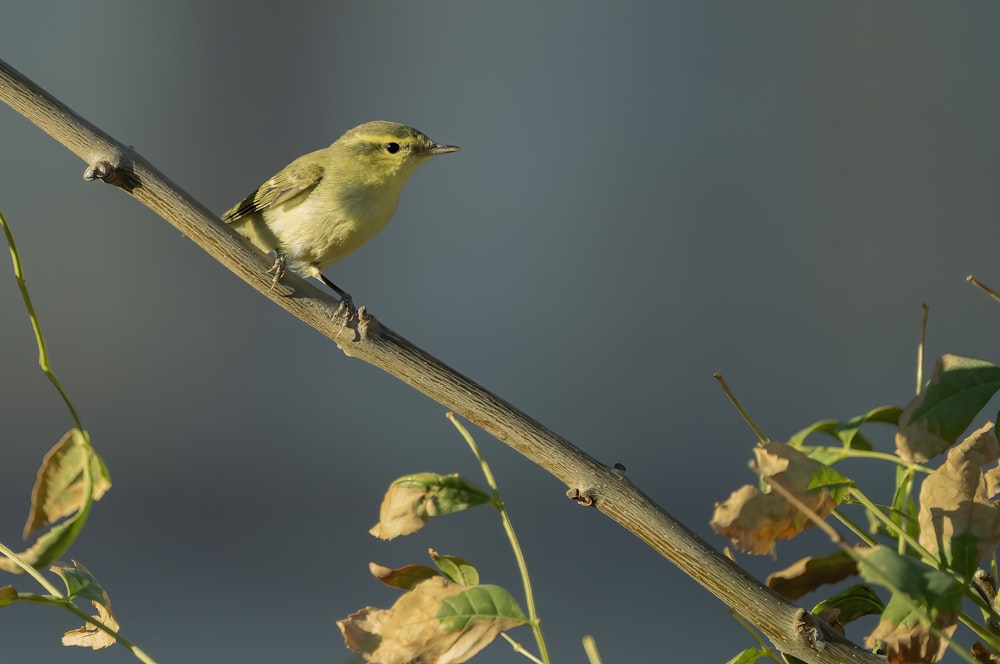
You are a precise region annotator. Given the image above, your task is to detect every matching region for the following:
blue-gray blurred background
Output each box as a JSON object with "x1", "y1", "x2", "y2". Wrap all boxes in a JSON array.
[{"x1": 2, "y1": 2, "x2": 1000, "y2": 662}]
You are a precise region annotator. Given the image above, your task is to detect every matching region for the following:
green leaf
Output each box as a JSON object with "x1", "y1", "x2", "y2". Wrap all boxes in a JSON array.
[
  {"x1": 436, "y1": 585, "x2": 528, "y2": 631},
  {"x1": 396, "y1": 473, "x2": 491, "y2": 513},
  {"x1": 888, "y1": 466, "x2": 919, "y2": 539},
  {"x1": 50, "y1": 561, "x2": 107, "y2": 605},
  {"x1": 725, "y1": 648, "x2": 771, "y2": 664},
  {"x1": 806, "y1": 465, "x2": 852, "y2": 504},
  {"x1": 811, "y1": 584, "x2": 884, "y2": 625},
  {"x1": 431, "y1": 551, "x2": 480, "y2": 586},
  {"x1": 788, "y1": 419, "x2": 840, "y2": 447},
  {"x1": 896, "y1": 355, "x2": 1000, "y2": 461},
  {"x1": 789, "y1": 406, "x2": 900, "y2": 448},
  {"x1": 944, "y1": 533, "x2": 982, "y2": 580},
  {"x1": 789, "y1": 406, "x2": 901, "y2": 464},
  {"x1": 858, "y1": 547, "x2": 963, "y2": 622}
]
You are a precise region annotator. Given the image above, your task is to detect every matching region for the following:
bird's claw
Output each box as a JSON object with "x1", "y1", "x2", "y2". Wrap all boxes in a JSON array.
[
  {"x1": 335, "y1": 295, "x2": 355, "y2": 317},
  {"x1": 267, "y1": 256, "x2": 286, "y2": 290}
]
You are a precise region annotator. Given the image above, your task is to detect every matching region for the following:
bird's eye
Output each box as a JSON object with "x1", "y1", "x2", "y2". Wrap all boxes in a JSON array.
[{"x1": 384, "y1": 142, "x2": 401, "y2": 154}]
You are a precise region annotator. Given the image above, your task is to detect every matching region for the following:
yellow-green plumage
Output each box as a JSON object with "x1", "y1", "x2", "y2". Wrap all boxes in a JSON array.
[{"x1": 222, "y1": 120, "x2": 459, "y2": 299}]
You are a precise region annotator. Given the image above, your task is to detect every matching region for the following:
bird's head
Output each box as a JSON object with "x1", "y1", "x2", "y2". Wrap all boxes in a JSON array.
[{"x1": 334, "y1": 120, "x2": 460, "y2": 187}]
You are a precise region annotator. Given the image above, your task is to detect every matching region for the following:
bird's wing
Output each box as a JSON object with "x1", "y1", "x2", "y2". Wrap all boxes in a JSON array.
[{"x1": 222, "y1": 161, "x2": 325, "y2": 223}]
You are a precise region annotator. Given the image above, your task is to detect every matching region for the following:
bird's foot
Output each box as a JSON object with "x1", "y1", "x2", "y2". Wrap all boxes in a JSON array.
[
  {"x1": 267, "y1": 256, "x2": 286, "y2": 290},
  {"x1": 318, "y1": 273, "x2": 353, "y2": 309},
  {"x1": 335, "y1": 297, "x2": 355, "y2": 319}
]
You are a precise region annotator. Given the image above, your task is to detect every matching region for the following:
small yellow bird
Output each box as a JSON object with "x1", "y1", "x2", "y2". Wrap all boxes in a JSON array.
[{"x1": 222, "y1": 120, "x2": 459, "y2": 303}]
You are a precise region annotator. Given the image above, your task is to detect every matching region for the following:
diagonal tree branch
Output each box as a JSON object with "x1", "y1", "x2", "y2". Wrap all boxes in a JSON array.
[{"x1": 0, "y1": 57, "x2": 880, "y2": 663}]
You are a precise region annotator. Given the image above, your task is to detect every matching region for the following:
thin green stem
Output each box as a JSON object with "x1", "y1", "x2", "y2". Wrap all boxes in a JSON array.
[
  {"x1": 0, "y1": 209, "x2": 84, "y2": 432},
  {"x1": 581, "y1": 635, "x2": 603, "y2": 664},
  {"x1": 848, "y1": 489, "x2": 933, "y2": 564},
  {"x1": 805, "y1": 447, "x2": 932, "y2": 472},
  {"x1": 960, "y1": 610, "x2": 1000, "y2": 657},
  {"x1": 16, "y1": 594, "x2": 157, "y2": 664},
  {"x1": 962, "y1": 596, "x2": 1000, "y2": 649},
  {"x1": 499, "y1": 633, "x2": 545, "y2": 664},
  {"x1": 447, "y1": 413, "x2": 550, "y2": 664},
  {"x1": 828, "y1": 509, "x2": 877, "y2": 548},
  {"x1": 728, "y1": 610, "x2": 782, "y2": 662},
  {"x1": 713, "y1": 373, "x2": 768, "y2": 443},
  {"x1": 967, "y1": 274, "x2": 1000, "y2": 305},
  {"x1": 0, "y1": 541, "x2": 62, "y2": 596}
]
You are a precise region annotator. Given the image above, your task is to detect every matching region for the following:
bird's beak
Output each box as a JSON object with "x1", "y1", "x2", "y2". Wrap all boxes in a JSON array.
[{"x1": 422, "y1": 143, "x2": 461, "y2": 156}]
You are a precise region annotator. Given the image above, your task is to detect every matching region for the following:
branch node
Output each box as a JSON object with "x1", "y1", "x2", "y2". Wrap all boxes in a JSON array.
[
  {"x1": 356, "y1": 306, "x2": 380, "y2": 339},
  {"x1": 83, "y1": 159, "x2": 139, "y2": 192},
  {"x1": 794, "y1": 609, "x2": 827, "y2": 651},
  {"x1": 566, "y1": 487, "x2": 595, "y2": 507}
]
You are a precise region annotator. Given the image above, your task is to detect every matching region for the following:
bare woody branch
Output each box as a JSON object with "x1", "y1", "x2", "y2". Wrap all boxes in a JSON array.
[{"x1": 0, "y1": 57, "x2": 880, "y2": 663}]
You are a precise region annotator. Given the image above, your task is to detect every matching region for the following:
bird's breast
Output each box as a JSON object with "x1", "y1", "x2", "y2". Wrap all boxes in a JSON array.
[{"x1": 263, "y1": 180, "x2": 403, "y2": 271}]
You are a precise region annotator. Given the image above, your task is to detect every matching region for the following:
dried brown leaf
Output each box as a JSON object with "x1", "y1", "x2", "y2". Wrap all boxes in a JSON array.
[
  {"x1": 338, "y1": 577, "x2": 525, "y2": 664},
  {"x1": 369, "y1": 481, "x2": 435, "y2": 540},
  {"x1": 0, "y1": 585, "x2": 17, "y2": 607},
  {"x1": 897, "y1": 418, "x2": 951, "y2": 465},
  {"x1": 369, "y1": 562, "x2": 440, "y2": 590},
  {"x1": 866, "y1": 618, "x2": 956, "y2": 663},
  {"x1": 24, "y1": 429, "x2": 110, "y2": 539},
  {"x1": 368, "y1": 474, "x2": 489, "y2": 541},
  {"x1": 918, "y1": 422, "x2": 1000, "y2": 571},
  {"x1": 710, "y1": 443, "x2": 837, "y2": 555},
  {"x1": 970, "y1": 641, "x2": 999, "y2": 662},
  {"x1": 766, "y1": 549, "x2": 859, "y2": 599},
  {"x1": 61, "y1": 600, "x2": 119, "y2": 650}
]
